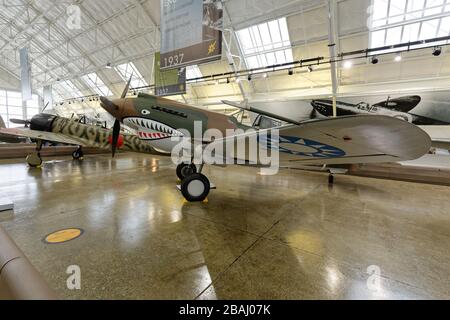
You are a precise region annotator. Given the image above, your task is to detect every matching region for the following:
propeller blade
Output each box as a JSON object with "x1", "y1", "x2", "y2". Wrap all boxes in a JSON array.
[
  {"x1": 111, "y1": 119, "x2": 121, "y2": 157},
  {"x1": 42, "y1": 102, "x2": 50, "y2": 112},
  {"x1": 121, "y1": 74, "x2": 133, "y2": 99},
  {"x1": 10, "y1": 119, "x2": 29, "y2": 125}
]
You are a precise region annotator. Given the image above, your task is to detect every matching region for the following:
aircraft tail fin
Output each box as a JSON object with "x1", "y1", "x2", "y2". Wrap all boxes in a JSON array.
[{"x1": 0, "y1": 115, "x2": 6, "y2": 128}]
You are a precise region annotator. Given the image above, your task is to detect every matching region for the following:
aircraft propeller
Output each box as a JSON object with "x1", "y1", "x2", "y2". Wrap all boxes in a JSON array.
[
  {"x1": 101, "y1": 75, "x2": 133, "y2": 157},
  {"x1": 10, "y1": 102, "x2": 51, "y2": 128},
  {"x1": 9, "y1": 118, "x2": 31, "y2": 127},
  {"x1": 309, "y1": 108, "x2": 318, "y2": 120}
]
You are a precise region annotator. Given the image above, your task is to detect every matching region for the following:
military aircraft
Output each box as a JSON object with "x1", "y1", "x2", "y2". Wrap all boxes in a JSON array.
[
  {"x1": 99, "y1": 92, "x2": 431, "y2": 202},
  {"x1": 0, "y1": 112, "x2": 155, "y2": 167},
  {"x1": 0, "y1": 112, "x2": 156, "y2": 167},
  {"x1": 0, "y1": 78, "x2": 158, "y2": 167},
  {"x1": 311, "y1": 96, "x2": 450, "y2": 125}
]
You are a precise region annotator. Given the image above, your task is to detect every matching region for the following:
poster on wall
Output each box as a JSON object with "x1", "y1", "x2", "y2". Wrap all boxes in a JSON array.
[
  {"x1": 154, "y1": 52, "x2": 187, "y2": 96},
  {"x1": 308, "y1": 93, "x2": 450, "y2": 125},
  {"x1": 160, "y1": 0, "x2": 223, "y2": 70},
  {"x1": 250, "y1": 91, "x2": 450, "y2": 127}
]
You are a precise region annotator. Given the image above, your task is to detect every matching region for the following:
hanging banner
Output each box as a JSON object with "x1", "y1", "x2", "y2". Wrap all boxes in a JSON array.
[
  {"x1": 160, "y1": 0, "x2": 223, "y2": 70},
  {"x1": 154, "y1": 52, "x2": 187, "y2": 96},
  {"x1": 20, "y1": 47, "x2": 33, "y2": 101}
]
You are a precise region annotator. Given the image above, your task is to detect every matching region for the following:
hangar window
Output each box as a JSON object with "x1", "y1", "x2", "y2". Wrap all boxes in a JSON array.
[
  {"x1": 81, "y1": 73, "x2": 113, "y2": 97},
  {"x1": 115, "y1": 62, "x2": 149, "y2": 89},
  {"x1": 186, "y1": 65, "x2": 203, "y2": 82},
  {"x1": 369, "y1": 0, "x2": 450, "y2": 48},
  {"x1": 26, "y1": 94, "x2": 40, "y2": 118},
  {"x1": 0, "y1": 90, "x2": 27, "y2": 128},
  {"x1": 236, "y1": 17, "x2": 294, "y2": 69}
]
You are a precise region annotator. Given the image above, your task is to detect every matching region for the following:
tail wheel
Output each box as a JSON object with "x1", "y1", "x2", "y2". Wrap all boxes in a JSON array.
[
  {"x1": 72, "y1": 148, "x2": 84, "y2": 160},
  {"x1": 176, "y1": 163, "x2": 197, "y2": 180},
  {"x1": 181, "y1": 173, "x2": 210, "y2": 202}
]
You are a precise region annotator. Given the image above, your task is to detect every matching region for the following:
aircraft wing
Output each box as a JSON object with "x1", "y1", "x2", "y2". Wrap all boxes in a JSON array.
[
  {"x1": 205, "y1": 115, "x2": 431, "y2": 165},
  {"x1": 0, "y1": 127, "x2": 87, "y2": 147}
]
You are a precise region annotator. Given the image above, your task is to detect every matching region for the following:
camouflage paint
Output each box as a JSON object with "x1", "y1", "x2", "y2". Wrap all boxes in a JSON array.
[{"x1": 50, "y1": 117, "x2": 155, "y2": 154}]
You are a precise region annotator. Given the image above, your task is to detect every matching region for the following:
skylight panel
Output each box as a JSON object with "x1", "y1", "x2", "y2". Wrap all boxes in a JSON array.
[
  {"x1": 81, "y1": 73, "x2": 112, "y2": 96},
  {"x1": 370, "y1": 0, "x2": 450, "y2": 48},
  {"x1": 53, "y1": 80, "x2": 83, "y2": 100},
  {"x1": 114, "y1": 62, "x2": 148, "y2": 89},
  {"x1": 236, "y1": 17, "x2": 294, "y2": 69},
  {"x1": 186, "y1": 65, "x2": 203, "y2": 80}
]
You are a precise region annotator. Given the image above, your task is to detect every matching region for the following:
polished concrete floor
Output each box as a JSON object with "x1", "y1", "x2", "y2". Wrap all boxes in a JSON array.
[{"x1": 0, "y1": 153, "x2": 449, "y2": 300}]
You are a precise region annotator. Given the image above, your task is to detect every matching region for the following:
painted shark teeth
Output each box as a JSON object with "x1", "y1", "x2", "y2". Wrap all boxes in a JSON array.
[{"x1": 123, "y1": 117, "x2": 184, "y2": 139}]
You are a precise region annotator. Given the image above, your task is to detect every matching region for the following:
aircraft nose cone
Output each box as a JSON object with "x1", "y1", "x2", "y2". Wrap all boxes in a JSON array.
[{"x1": 100, "y1": 96, "x2": 121, "y2": 119}]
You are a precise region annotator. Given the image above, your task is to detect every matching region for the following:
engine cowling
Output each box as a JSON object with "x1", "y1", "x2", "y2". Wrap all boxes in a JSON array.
[{"x1": 29, "y1": 113, "x2": 58, "y2": 132}]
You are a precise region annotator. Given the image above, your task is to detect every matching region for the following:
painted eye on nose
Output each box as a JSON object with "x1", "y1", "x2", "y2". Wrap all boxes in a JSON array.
[{"x1": 141, "y1": 109, "x2": 151, "y2": 115}]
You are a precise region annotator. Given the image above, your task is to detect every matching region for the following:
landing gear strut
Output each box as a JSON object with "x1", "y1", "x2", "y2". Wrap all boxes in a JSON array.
[
  {"x1": 178, "y1": 163, "x2": 211, "y2": 202},
  {"x1": 27, "y1": 140, "x2": 43, "y2": 168},
  {"x1": 72, "y1": 147, "x2": 84, "y2": 160}
]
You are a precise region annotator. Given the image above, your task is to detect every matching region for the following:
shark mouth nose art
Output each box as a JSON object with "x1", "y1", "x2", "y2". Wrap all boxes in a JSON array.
[{"x1": 123, "y1": 117, "x2": 184, "y2": 140}]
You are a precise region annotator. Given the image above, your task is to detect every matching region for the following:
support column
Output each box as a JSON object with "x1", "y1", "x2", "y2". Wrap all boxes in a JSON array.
[{"x1": 327, "y1": 0, "x2": 339, "y2": 118}]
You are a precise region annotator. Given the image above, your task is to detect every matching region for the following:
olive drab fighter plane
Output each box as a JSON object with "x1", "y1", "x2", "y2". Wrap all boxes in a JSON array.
[{"x1": 100, "y1": 88, "x2": 432, "y2": 202}]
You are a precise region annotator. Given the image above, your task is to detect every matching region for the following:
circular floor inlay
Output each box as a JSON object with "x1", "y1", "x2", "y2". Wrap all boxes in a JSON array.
[{"x1": 43, "y1": 228, "x2": 84, "y2": 244}]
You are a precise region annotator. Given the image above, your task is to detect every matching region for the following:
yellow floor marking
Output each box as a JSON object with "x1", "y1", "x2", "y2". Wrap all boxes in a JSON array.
[{"x1": 43, "y1": 228, "x2": 83, "y2": 244}]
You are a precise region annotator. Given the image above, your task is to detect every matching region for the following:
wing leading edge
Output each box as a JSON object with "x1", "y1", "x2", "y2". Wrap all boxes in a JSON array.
[
  {"x1": 205, "y1": 115, "x2": 431, "y2": 166},
  {"x1": 0, "y1": 128, "x2": 87, "y2": 146}
]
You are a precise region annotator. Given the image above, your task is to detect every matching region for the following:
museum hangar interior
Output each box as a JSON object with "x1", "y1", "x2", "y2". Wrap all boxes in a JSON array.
[{"x1": 0, "y1": 0, "x2": 449, "y2": 300}]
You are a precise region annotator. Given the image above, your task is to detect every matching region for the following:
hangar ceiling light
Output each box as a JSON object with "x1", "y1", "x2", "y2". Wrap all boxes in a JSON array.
[
  {"x1": 114, "y1": 62, "x2": 148, "y2": 89},
  {"x1": 81, "y1": 73, "x2": 113, "y2": 97},
  {"x1": 370, "y1": 0, "x2": 450, "y2": 50},
  {"x1": 236, "y1": 17, "x2": 294, "y2": 69}
]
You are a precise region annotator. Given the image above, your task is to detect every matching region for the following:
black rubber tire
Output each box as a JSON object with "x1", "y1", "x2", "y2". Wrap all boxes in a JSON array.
[
  {"x1": 26, "y1": 153, "x2": 42, "y2": 168},
  {"x1": 72, "y1": 149, "x2": 84, "y2": 160},
  {"x1": 176, "y1": 163, "x2": 197, "y2": 180},
  {"x1": 181, "y1": 173, "x2": 210, "y2": 202},
  {"x1": 328, "y1": 174, "x2": 334, "y2": 184}
]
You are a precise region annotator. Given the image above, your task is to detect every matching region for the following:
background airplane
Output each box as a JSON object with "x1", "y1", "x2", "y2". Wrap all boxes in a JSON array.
[
  {"x1": 99, "y1": 92, "x2": 431, "y2": 202},
  {"x1": 0, "y1": 112, "x2": 155, "y2": 167},
  {"x1": 311, "y1": 96, "x2": 450, "y2": 125},
  {"x1": 0, "y1": 116, "x2": 26, "y2": 144}
]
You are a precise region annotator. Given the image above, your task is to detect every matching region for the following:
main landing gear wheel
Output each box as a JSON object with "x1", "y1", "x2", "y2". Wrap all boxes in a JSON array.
[
  {"x1": 26, "y1": 153, "x2": 42, "y2": 168},
  {"x1": 328, "y1": 174, "x2": 334, "y2": 185},
  {"x1": 181, "y1": 173, "x2": 210, "y2": 202},
  {"x1": 72, "y1": 147, "x2": 84, "y2": 160},
  {"x1": 176, "y1": 163, "x2": 197, "y2": 180}
]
